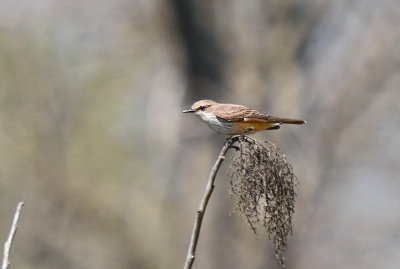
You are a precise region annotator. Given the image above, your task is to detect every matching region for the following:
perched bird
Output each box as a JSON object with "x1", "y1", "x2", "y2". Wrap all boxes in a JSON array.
[{"x1": 183, "y1": 100, "x2": 305, "y2": 135}]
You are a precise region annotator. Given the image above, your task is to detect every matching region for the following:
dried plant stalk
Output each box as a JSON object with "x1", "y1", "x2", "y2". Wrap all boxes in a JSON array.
[
  {"x1": 228, "y1": 137, "x2": 298, "y2": 265},
  {"x1": 184, "y1": 137, "x2": 237, "y2": 269},
  {"x1": 2, "y1": 202, "x2": 24, "y2": 269}
]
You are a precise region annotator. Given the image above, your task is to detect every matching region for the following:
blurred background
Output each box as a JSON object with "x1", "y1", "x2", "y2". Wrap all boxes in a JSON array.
[{"x1": 0, "y1": 0, "x2": 399, "y2": 268}]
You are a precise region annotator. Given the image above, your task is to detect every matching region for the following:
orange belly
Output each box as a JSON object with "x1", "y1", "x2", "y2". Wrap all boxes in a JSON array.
[{"x1": 233, "y1": 122, "x2": 279, "y2": 134}]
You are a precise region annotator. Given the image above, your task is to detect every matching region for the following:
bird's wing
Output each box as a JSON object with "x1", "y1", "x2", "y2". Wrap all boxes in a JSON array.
[
  {"x1": 212, "y1": 104, "x2": 305, "y2": 124},
  {"x1": 211, "y1": 104, "x2": 271, "y2": 122}
]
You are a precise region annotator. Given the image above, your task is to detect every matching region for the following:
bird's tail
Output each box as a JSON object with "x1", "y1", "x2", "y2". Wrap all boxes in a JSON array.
[{"x1": 270, "y1": 117, "x2": 306, "y2": 125}]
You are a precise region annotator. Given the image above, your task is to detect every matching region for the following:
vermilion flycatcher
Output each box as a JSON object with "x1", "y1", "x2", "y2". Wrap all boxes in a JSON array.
[{"x1": 183, "y1": 100, "x2": 305, "y2": 135}]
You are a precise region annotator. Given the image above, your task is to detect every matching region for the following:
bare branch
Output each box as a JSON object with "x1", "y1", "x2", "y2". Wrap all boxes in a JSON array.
[
  {"x1": 2, "y1": 202, "x2": 24, "y2": 269},
  {"x1": 184, "y1": 137, "x2": 237, "y2": 269}
]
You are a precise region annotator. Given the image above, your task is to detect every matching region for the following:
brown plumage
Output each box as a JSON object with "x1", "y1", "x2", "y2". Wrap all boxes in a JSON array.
[
  {"x1": 207, "y1": 103, "x2": 305, "y2": 124},
  {"x1": 183, "y1": 100, "x2": 306, "y2": 135}
]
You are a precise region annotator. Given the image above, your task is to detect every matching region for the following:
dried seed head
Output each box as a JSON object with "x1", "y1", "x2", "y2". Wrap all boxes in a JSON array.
[{"x1": 228, "y1": 137, "x2": 299, "y2": 266}]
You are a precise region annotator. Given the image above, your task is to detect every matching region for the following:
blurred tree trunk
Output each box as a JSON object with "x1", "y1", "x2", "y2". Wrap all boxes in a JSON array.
[{"x1": 171, "y1": 0, "x2": 224, "y2": 100}]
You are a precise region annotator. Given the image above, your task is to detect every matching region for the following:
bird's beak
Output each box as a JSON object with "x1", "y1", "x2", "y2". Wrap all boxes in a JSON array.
[{"x1": 183, "y1": 109, "x2": 195, "y2": 113}]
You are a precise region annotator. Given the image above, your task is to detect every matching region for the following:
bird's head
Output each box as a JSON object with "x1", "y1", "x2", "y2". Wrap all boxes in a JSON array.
[{"x1": 183, "y1": 100, "x2": 217, "y2": 114}]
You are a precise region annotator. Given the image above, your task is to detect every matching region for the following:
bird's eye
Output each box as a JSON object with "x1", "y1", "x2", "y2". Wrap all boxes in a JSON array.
[{"x1": 199, "y1": 106, "x2": 206, "y2": 110}]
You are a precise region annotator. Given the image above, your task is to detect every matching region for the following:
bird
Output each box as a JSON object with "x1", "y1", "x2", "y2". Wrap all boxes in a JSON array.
[{"x1": 183, "y1": 100, "x2": 306, "y2": 135}]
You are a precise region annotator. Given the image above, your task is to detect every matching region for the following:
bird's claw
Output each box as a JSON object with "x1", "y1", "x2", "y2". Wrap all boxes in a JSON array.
[{"x1": 240, "y1": 127, "x2": 254, "y2": 139}]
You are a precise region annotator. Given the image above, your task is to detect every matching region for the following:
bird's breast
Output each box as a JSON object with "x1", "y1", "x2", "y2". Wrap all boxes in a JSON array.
[{"x1": 196, "y1": 112, "x2": 237, "y2": 134}]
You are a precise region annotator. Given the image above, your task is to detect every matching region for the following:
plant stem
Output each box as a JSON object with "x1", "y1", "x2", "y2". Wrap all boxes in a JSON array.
[
  {"x1": 2, "y1": 202, "x2": 24, "y2": 269},
  {"x1": 183, "y1": 137, "x2": 237, "y2": 269}
]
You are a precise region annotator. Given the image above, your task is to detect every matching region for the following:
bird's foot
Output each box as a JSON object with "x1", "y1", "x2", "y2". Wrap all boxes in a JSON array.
[{"x1": 240, "y1": 127, "x2": 254, "y2": 139}]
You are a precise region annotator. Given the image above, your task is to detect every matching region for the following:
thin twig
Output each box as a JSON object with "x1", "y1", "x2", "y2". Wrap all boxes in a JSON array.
[
  {"x1": 1, "y1": 202, "x2": 24, "y2": 269},
  {"x1": 183, "y1": 137, "x2": 238, "y2": 269}
]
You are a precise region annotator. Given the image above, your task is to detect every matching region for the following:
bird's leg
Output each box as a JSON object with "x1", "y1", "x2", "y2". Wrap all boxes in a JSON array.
[{"x1": 240, "y1": 127, "x2": 254, "y2": 139}]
